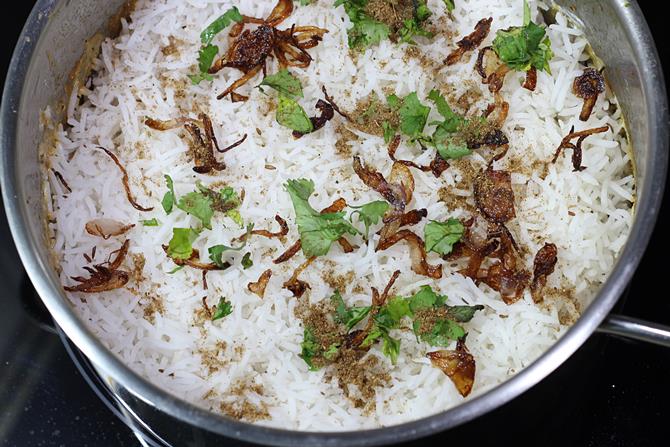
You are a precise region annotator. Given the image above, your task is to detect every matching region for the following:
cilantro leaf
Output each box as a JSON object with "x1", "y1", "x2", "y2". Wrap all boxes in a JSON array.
[
  {"x1": 276, "y1": 95, "x2": 314, "y2": 134},
  {"x1": 300, "y1": 327, "x2": 322, "y2": 371},
  {"x1": 387, "y1": 92, "x2": 431, "y2": 138},
  {"x1": 447, "y1": 304, "x2": 485, "y2": 322},
  {"x1": 428, "y1": 89, "x2": 462, "y2": 133},
  {"x1": 162, "y1": 175, "x2": 175, "y2": 214},
  {"x1": 167, "y1": 228, "x2": 199, "y2": 260},
  {"x1": 260, "y1": 69, "x2": 303, "y2": 99},
  {"x1": 177, "y1": 192, "x2": 215, "y2": 230},
  {"x1": 167, "y1": 265, "x2": 184, "y2": 274},
  {"x1": 350, "y1": 201, "x2": 390, "y2": 238},
  {"x1": 492, "y1": 0, "x2": 553, "y2": 73},
  {"x1": 424, "y1": 218, "x2": 465, "y2": 256},
  {"x1": 381, "y1": 332, "x2": 401, "y2": 364},
  {"x1": 208, "y1": 224, "x2": 252, "y2": 268},
  {"x1": 323, "y1": 343, "x2": 339, "y2": 360},
  {"x1": 285, "y1": 179, "x2": 359, "y2": 257},
  {"x1": 397, "y1": 4, "x2": 434, "y2": 45},
  {"x1": 436, "y1": 141, "x2": 472, "y2": 160},
  {"x1": 141, "y1": 218, "x2": 160, "y2": 227},
  {"x1": 414, "y1": 318, "x2": 465, "y2": 346},
  {"x1": 197, "y1": 44, "x2": 218, "y2": 74},
  {"x1": 335, "y1": 0, "x2": 391, "y2": 49},
  {"x1": 376, "y1": 297, "x2": 412, "y2": 328},
  {"x1": 200, "y1": 7, "x2": 243, "y2": 45},
  {"x1": 330, "y1": 291, "x2": 371, "y2": 330},
  {"x1": 382, "y1": 121, "x2": 397, "y2": 144},
  {"x1": 443, "y1": 0, "x2": 455, "y2": 12},
  {"x1": 241, "y1": 252, "x2": 253, "y2": 269},
  {"x1": 212, "y1": 297, "x2": 233, "y2": 321},
  {"x1": 408, "y1": 285, "x2": 447, "y2": 313}
]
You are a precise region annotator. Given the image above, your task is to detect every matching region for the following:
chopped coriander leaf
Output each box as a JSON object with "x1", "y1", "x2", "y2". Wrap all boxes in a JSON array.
[
  {"x1": 436, "y1": 141, "x2": 472, "y2": 160},
  {"x1": 414, "y1": 318, "x2": 465, "y2": 346},
  {"x1": 397, "y1": 1, "x2": 434, "y2": 45},
  {"x1": 177, "y1": 191, "x2": 215, "y2": 229},
  {"x1": 141, "y1": 218, "x2": 160, "y2": 227},
  {"x1": 382, "y1": 121, "x2": 396, "y2": 144},
  {"x1": 492, "y1": 0, "x2": 553, "y2": 73},
  {"x1": 408, "y1": 285, "x2": 447, "y2": 313},
  {"x1": 428, "y1": 89, "x2": 463, "y2": 133},
  {"x1": 276, "y1": 95, "x2": 314, "y2": 134},
  {"x1": 447, "y1": 304, "x2": 485, "y2": 322},
  {"x1": 350, "y1": 200, "x2": 390, "y2": 238},
  {"x1": 285, "y1": 179, "x2": 359, "y2": 257},
  {"x1": 300, "y1": 327, "x2": 322, "y2": 371},
  {"x1": 381, "y1": 332, "x2": 401, "y2": 364},
  {"x1": 387, "y1": 92, "x2": 431, "y2": 138},
  {"x1": 167, "y1": 265, "x2": 185, "y2": 274},
  {"x1": 332, "y1": 289, "x2": 373, "y2": 331},
  {"x1": 167, "y1": 228, "x2": 199, "y2": 260},
  {"x1": 241, "y1": 252, "x2": 253, "y2": 269},
  {"x1": 323, "y1": 343, "x2": 340, "y2": 360},
  {"x1": 259, "y1": 69, "x2": 303, "y2": 99},
  {"x1": 424, "y1": 218, "x2": 465, "y2": 256},
  {"x1": 443, "y1": 0, "x2": 455, "y2": 12},
  {"x1": 335, "y1": 0, "x2": 391, "y2": 50},
  {"x1": 197, "y1": 44, "x2": 219, "y2": 74},
  {"x1": 200, "y1": 7, "x2": 243, "y2": 45},
  {"x1": 162, "y1": 175, "x2": 176, "y2": 214},
  {"x1": 208, "y1": 224, "x2": 252, "y2": 268},
  {"x1": 376, "y1": 297, "x2": 412, "y2": 328},
  {"x1": 212, "y1": 297, "x2": 233, "y2": 321}
]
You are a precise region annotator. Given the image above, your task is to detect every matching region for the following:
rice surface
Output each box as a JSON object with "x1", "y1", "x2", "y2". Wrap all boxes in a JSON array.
[{"x1": 43, "y1": 0, "x2": 634, "y2": 430}]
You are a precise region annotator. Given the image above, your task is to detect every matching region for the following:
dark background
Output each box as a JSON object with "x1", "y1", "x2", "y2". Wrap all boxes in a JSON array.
[{"x1": 1, "y1": 1, "x2": 668, "y2": 446}]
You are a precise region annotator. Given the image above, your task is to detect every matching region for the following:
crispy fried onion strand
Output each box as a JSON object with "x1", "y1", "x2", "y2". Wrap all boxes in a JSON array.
[
  {"x1": 162, "y1": 246, "x2": 230, "y2": 271},
  {"x1": 387, "y1": 135, "x2": 450, "y2": 178},
  {"x1": 551, "y1": 125, "x2": 610, "y2": 172},
  {"x1": 283, "y1": 256, "x2": 315, "y2": 297},
  {"x1": 248, "y1": 269, "x2": 273, "y2": 298},
  {"x1": 427, "y1": 338, "x2": 476, "y2": 397},
  {"x1": 530, "y1": 243, "x2": 558, "y2": 303},
  {"x1": 573, "y1": 68, "x2": 606, "y2": 122},
  {"x1": 85, "y1": 219, "x2": 134, "y2": 240},
  {"x1": 64, "y1": 240, "x2": 130, "y2": 293},
  {"x1": 446, "y1": 17, "x2": 493, "y2": 65},
  {"x1": 98, "y1": 147, "x2": 154, "y2": 212}
]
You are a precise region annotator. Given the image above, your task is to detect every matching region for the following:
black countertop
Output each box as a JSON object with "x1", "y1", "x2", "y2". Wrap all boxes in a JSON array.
[{"x1": 1, "y1": 2, "x2": 668, "y2": 446}]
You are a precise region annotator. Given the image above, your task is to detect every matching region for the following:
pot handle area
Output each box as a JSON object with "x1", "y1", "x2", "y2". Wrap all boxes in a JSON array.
[{"x1": 597, "y1": 315, "x2": 670, "y2": 347}]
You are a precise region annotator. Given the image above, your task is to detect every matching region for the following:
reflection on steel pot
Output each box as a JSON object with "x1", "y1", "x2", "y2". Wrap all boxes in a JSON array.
[{"x1": 1, "y1": 0, "x2": 668, "y2": 446}]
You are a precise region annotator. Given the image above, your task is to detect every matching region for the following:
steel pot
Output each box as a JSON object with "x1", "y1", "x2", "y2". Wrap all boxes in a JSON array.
[{"x1": 1, "y1": 0, "x2": 669, "y2": 445}]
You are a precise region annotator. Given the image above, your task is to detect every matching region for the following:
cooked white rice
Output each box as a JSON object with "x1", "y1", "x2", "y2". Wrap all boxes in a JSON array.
[{"x1": 43, "y1": 0, "x2": 634, "y2": 431}]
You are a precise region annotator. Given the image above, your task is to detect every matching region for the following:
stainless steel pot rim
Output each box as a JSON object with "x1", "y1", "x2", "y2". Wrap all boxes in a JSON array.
[{"x1": 1, "y1": 1, "x2": 667, "y2": 446}]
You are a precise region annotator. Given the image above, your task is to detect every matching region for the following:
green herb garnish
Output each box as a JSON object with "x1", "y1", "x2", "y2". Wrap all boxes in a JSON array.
[
  {"x1": 162, "y1": 175, "x2": 175, "y2": 214},
  {"x1": 276, "y1": 95, "x2": 314, "y2": 134},
  {"x1": 141, "y1": 218, "x2": 160, "y2": 227},
  {"x1": 259, "y1": 69, "x2": 304, "y2": 99},
  {"x1": 300, "y1": 327, "x2": 322, "y2": 371},
  {"x1": 386, "y1": 92, "x2": 431, "y2": 139},
  {"x1": 491, "y1": 0, "x2": 553, "y2": 73},
  {"x1": 167, "y1": 228, "x2": 199, "y2": 260},
  {"x1": 241, "y1": 252, "x2": 253, "y2": 269},
  {"x1": 191, "y1": 7, "x2": 243, "y2": 84},
  {"x1": 212, "y1": 297, "x2": 233, "y2": 321},
  {"x1": 285, "y1": 179, "x2": 359, "y2": 257},
  {"x1": 350, "y1": 201, "x2": 390, "y2": 239},
  {"x1": 424, "y1": 218, "x2": 465, "y2": 256},
  {"x1": 334, "y1": 0, "x2": 391, "y2": 50},
  {"x1": 331, "y1": 291, "x2": 372, "y2": 331}
]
